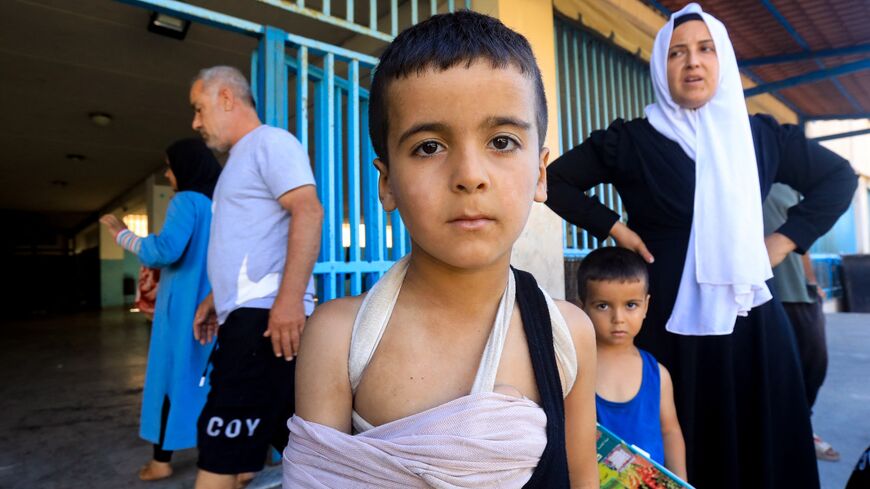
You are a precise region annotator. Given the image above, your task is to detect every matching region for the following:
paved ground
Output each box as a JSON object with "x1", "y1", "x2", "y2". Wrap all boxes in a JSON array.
[
  {"x1": 811, "y1": 313, "x2": 870, "y2": 489},
  {"x1": 0, "y1": 309, "x2": 866, "y2": 488}
]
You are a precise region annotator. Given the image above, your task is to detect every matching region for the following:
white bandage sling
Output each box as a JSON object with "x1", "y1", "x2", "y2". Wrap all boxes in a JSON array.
[{"x1": 282, "y1": 256, "x2": 577, "y2": 488}]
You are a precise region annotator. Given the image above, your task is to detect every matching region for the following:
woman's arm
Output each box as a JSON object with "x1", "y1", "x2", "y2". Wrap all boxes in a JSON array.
[
  {"x1": 546, "y1": 130, "x2": 622, "y2": 241},
  {"x1": 132, "y1": 194, "x2": 198, "y2": 268},
  {"x1": 294, "y1": 296, "x2": 359, "y2": 433},
  {"x1": 558, "y1": 301, "x2": 600, "y2": 489},
  {"x1": 760, "y1": 116, "x2": 858, "y2": 254},
  {"x1": 548, "y1": 127, "x2": 653, "y2": 263},
  {"x1": 659, "y1": 363, "x2": 687, "y2": 481}
]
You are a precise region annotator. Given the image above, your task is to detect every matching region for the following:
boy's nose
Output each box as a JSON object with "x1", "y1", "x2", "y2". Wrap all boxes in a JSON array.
[{"x1": 451, "y1": 147, "x2": 490, "y2": 193}]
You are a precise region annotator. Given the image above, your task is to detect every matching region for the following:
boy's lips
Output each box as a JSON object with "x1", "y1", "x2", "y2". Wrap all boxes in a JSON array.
[{"x1": 448, "y1": 214, "x2": 494, "y2": 230}]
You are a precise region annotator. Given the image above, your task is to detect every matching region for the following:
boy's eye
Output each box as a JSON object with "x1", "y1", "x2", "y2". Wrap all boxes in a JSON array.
[
  {"x1": 413, "y1": 141, "x2": 444, "y2": 157},
  {"x1": 489, "y1": 136, "x2": 519, "y2": 152},
  {"x1": 595, "y1": 304, "x2": 609, "y2": 310},
  {"x1": 626, "y1": 302, "x2": 638, "y2": 309}
]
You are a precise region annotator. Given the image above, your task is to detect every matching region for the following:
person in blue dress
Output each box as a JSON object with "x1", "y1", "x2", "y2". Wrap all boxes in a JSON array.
[{"x1": 101, "y1": 138, "x2": 221, "y2": 481}]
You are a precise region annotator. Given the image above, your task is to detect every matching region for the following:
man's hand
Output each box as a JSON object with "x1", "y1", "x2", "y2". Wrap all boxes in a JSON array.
[
  {"x1": 99, "y1": 214, "x2": 127, "y2": 236},
  {"x1": 193, "y1": 293, "x2": 219, "y2": 345},
  {"x1": 264, "y1": 296, "x2": 306, "y2": 361},
  {"x1": 765, "y1": 232, "x2": 797, "y2": 268},
  {"x1": 610, "y1": 221, "x2": 655, "y2": 263}
]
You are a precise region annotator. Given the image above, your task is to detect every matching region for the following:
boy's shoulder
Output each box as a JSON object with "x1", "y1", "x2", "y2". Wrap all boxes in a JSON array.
[
  {"x1": 552, "y1": 298, "x2": 596, "y2": 349},
  {"x1": 308, "y1": 293, "x2": 366, "y2": 331},
  {"x1": 301, "y1": 294, "x2": 367, "y2": 360}
]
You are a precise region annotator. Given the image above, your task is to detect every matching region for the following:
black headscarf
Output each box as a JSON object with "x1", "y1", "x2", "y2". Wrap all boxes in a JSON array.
[{"x1": 165, "y1": 138, "x2": 222, "y2": 199}]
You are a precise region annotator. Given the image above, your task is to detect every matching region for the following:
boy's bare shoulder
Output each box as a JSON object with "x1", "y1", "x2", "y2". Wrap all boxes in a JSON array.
[
  {"x1": 302, "y1": 293, "x2": 367, "y2": 353},
  {"x1": 553, "y1": 299, "x2": 596, "y2": 347}
]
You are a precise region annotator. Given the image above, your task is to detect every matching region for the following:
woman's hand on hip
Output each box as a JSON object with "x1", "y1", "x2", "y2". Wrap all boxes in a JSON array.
[
  {"x1": 610, "y1": 221, "x2": 655, "y2": 263},
  {"x1": 765, "y1": 232, "x2": 797, "y2": 268}
]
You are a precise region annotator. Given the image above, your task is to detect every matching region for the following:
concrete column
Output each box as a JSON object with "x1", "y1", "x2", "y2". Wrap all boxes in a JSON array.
[{"x1": 475, "y1": 0, "x2": 566, "y2": 299}]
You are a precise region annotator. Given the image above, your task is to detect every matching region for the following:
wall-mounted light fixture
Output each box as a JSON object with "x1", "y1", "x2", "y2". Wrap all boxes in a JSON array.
[
  {"x1": 89, "y1": 112, "x2": 113, "y2": 127},
  {"x1": 147, "y1": 11, "x2": 190, "y2": 40}
]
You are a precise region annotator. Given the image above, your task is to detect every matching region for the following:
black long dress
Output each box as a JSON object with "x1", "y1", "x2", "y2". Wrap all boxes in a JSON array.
[{"x1": 546, "y1": 114, "x2": 857, "y2": 489}]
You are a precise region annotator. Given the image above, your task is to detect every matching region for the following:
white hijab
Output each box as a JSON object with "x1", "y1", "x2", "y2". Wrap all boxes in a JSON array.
[{"x1": 645, "y1": 2, "x2": 772, "y2": 335}]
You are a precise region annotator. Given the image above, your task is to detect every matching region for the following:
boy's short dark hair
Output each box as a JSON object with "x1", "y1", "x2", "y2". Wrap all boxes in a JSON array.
[
  {"x1": 369, "y1": 10, "x2": 547, "y2": 163},
  {"x1": 577, "y1": 247, "x2": 649, "y2": 303}
]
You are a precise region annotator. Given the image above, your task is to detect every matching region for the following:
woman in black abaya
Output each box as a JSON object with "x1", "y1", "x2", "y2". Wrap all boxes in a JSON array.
[{"x1": 545, "y1": 3, "x2": 857, "y2": 488}]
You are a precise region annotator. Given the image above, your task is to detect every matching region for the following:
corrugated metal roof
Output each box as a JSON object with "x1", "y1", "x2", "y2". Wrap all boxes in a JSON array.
[{"x1": 651, "y1": 0, "x2": 870, "y2": 120}]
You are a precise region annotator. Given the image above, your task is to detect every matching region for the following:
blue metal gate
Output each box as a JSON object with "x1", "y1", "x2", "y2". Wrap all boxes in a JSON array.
[{"x1": 554, "y1": 16, "x2": 655, "y2": 258}]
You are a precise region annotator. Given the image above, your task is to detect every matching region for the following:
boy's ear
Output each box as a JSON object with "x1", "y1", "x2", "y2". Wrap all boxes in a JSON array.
[
  {"x1": 642, "y1": 293, "x2": 651, "y2": 317},
  {"x1": 534, "y1": 147, "x2": 549, "y2": 203},
  {"x1": 373, "y1": 158, "x2": 397, "y2": 212}
]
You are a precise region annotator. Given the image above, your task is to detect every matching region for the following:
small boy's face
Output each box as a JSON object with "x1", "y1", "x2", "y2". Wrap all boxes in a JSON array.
[
  {"x1": 581, "y1": 279, "x2": 649, "y2": 347},
  {"x1": 374, "y1": 60, "x2": 548, "y2": 269}
]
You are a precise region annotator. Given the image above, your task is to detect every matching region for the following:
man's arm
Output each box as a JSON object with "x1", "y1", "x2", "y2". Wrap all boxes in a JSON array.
[
  {"x1": 801, "y1": 253, "x2": 826, "y2": 299},
  {"x1": 558, "y1": 301, "x2": 600, "y2": 489},
  {"x1": 659, "y1": 364, "x2": 687, "y2": 480},
  {"x1": 266, "y1": 184, "x2": 323, "y2": 360}
]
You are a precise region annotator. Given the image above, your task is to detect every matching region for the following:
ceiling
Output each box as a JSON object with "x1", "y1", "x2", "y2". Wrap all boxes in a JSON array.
[
  {"x1": 0, "y1": 0, "x2": 389, "y2": 229},
  {"x1": 653, "y1": 0, "x2": 870, "y2": 119}
]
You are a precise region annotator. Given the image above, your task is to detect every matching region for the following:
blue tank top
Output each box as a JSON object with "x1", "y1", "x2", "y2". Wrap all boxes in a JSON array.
[{"x1": 596, "y1": 348, "x2": 665, "y2": 465}]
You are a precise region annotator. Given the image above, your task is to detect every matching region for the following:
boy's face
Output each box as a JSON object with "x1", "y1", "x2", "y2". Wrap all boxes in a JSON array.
[
  {"x1": 581, "y1": 279, "x2": 649, "y2": 347},
  {"x1": 374, "y1": 61, "x2": 548, "y2": 270}
]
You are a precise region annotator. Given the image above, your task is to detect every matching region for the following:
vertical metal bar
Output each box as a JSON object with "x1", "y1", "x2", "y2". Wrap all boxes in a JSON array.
[
  {"x1": 391, "y1": 0, "x2": 398, "y2": 37},
  {"x1": 581, "y1": 33, "x2": 592, "y2": 140},
  {"x1": 570, "y1": 30, "x2": 582, "y2": 147},
  {"x1": 411, "y1": 0, "x2": 418, "y2": 25},
  {"x1": 430, "y1": 0, "x2": 438, "y2": 16},
  {"x1": 257, "y1": 26, "x2": 287, "y2": 128},
  {"x1": 296, "y1": 46, "x2": 309, "y2": 151},
  {"x1": 333, "y1": 85, "x2": 344, "y2": 267},
  {"x1": 589, "y1": 41, "x2": 601, "y2": 132},
  {"x1": 560, "y1": 28, "x2": 573, "y2": 155},
  {"x1": 604, "y1": 46, "x2": 614, "y2": 129},
  {"x1": 314, "y1": 78, "x2": 326, "y2": 301},
  {"x1": 554, "y1": 23, "x2": 564, "y2": 154},
  {"x1": 370, "y1": 0, "x2": 378, "y2": 31},
  {"x1": 346, "y1": 0, "x2": 354, "y2": 22},
  {"x1": 348, "y1": 61, "x2": 362, "y2": 295},
  {"x1": 323, "y1": 0, "x2": 331, "y2": 17},
  {"x1": 297, "y1": 0, "x2": 304, "y2": 7},
  {"x1": 448, "y1": 0, "x2": 456, "y2": 12},
  {"x1": 250, "y1": 49, "x2": 259, "y2": 109},
  {"x1": 316, "y1": 53, "x2": 337, "y2": 300},
  {"x1": 465, "y1": 0, "x2": 471, "y2": 8}
]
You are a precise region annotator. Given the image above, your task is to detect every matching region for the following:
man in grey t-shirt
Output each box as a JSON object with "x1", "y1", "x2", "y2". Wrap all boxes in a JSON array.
[
  {"x1": 189, "y1": 66, "x2": 323, "y2": 488},
  {"x1": 762, "y1": 183, "x2": 838, "y2": 462}
]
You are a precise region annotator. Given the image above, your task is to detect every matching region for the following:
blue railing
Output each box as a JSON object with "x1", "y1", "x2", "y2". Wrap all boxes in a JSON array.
[
  {"x1": 810, "y1": 254, "x2": 843, "y2": 299},
  {"x1": 553, "y1": 16, "x2": 655, "y2": 259}
]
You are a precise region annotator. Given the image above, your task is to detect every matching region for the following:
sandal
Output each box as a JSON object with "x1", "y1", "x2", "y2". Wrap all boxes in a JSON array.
[{"x1": 814, "y1": 433, "x2": 840, "y2": 462}]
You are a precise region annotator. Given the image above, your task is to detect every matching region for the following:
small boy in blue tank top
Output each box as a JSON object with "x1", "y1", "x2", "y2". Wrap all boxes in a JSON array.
[{"x1": 577, "y1": 247, "x2": 687, "y2": 480}]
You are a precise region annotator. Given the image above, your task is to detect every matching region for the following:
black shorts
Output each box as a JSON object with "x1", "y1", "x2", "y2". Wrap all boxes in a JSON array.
[{"x1": 197, "y1": 307, "x2": 295, "y2": 474}]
